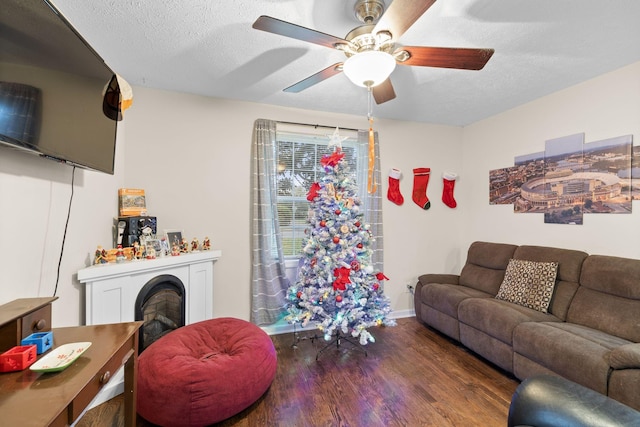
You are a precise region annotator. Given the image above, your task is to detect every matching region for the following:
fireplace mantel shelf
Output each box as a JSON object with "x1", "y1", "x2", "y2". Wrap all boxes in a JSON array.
[
  {"x1": 78, "y1": 250, "x2": 222, "y2": 282},
  {"x1": 77, "y1": 249, "x2": 221, "y2": 328}
]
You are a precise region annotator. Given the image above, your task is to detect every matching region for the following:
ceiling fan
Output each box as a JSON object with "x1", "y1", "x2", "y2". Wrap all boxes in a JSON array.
[{"x1": 252, "y1": 0, "x2": 494, "y2": 105}]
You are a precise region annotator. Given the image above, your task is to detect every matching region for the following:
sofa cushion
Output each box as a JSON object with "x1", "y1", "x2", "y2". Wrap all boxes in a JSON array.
[
  {"x1": 416, "y1": 275, "x2": 494, "y2": 341},
  {"x1": 568, "y1": 254, "x2": 640, "y2": 342},
  {"x1": 458, "y1": 298, "x2": 559, "y2": 345},
  {"x1": 513, "y1": 245, "x2": 587, "y2": 283},
  {"x1": 496, "y1": 259, "x2": 558, "y2": 313},
  {"x1": 420, "y1": 282, "x2": 492, "y2": 318},
  {"x1": 459, "y1": 241, "x2": 518, "y2": 294},
  {"x1": 513, "y1": 321, "x2": 630, "y2": 394},
  {"x1": 579, "y1": 255, "x2": 640, "y2": 298}
]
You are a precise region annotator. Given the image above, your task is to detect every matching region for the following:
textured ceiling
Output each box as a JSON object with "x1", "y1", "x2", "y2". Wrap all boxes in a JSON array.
[{"x1": 49, "y1": 0, "x2": 640, "y2": 126}]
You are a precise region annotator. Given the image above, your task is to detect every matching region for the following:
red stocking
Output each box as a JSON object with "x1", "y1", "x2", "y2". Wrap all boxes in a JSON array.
[
  {"x1": 442, "y1": 172, "x2": 458, "y2": 208},
  {"x1": 412, "y1": 168, "x2": 431, "y2": 210},
  {"x1": 387, "y1": 168, "x2": 404, "y2": 205}
]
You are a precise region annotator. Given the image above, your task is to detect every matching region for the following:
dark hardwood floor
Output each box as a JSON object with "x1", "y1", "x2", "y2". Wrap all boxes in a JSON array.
[{"x1": 77, "y1": 317, "x2": 519, "y2": 427}]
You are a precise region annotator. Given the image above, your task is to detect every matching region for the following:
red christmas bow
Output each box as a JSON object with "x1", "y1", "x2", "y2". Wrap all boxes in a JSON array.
[
  {"x1": 375, "y1": 272, "x2": 389, "y2": 281},
  {"x1": 307, "y1": 182, "x2": 321, "y2": 201},
  {"x1": 333, "y1": 267, "x2": 351, "y2": 291},
  {"x1": 321, "y1": 150, "x2": 345, "y2": 168}
]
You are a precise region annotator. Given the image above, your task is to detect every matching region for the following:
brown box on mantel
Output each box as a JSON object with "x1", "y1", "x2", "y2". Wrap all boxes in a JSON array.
[{"x1": 118, "y1": 188, "x2": 147, "y2": 217}]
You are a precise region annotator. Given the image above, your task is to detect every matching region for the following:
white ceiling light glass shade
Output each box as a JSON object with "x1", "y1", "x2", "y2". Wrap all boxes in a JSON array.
[{"x1": 343, "y1": 50, "x2": 396, "y2": 88}]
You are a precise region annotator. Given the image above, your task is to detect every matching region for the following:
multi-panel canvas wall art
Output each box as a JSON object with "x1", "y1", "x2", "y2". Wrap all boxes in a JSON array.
[{"x1": 489, "y1": 133, "x2": 636, "y2": 225}]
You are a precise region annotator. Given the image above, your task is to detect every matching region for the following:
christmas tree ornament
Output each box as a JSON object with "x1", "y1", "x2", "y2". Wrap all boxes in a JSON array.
[
  {"x1": 375, "y1": 272, "x2": 389, "y2": 281},
  {"x1": 387, "y1": 168, "x2": 404, "y2": 205},
  {"x1": 442, "y1": 171, "x2": 458, "y2": 209},
  {"x1": 327, "y1": 127, "x2": 348, "y2": 149},
  {"x1": 285, "y1": 145, "x2": 395, "y2": 351},
  {"x1": 412, "y1": 167, "x2": 432, "y2": 210},
  {"x1": 307, "y1": 182, "x2": 321, "y2": 201}
]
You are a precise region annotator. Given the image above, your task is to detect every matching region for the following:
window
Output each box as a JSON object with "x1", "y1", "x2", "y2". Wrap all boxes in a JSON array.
[{"x1": 275, "y1": 130, "x2": 360, "y2": 258}]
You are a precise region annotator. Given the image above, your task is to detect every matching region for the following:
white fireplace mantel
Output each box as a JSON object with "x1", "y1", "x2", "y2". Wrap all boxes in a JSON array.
[{"x1": 77, "y1": 250, "x2": 221, "y2": 326}]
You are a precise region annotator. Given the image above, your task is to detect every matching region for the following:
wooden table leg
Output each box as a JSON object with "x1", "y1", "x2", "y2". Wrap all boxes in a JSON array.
[{"x1": 122, "y1": 347, "x2": 137, "y2": 427}]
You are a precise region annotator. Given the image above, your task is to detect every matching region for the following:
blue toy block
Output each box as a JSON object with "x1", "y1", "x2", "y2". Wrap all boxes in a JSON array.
[{"x1": 21, "y1": 331, "x2": 53, "y2": 354}]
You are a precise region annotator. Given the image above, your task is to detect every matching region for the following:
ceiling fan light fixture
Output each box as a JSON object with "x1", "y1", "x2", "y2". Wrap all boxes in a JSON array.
[{"x1": 343, "y1": 50, "x2": 396, "y2": 88}]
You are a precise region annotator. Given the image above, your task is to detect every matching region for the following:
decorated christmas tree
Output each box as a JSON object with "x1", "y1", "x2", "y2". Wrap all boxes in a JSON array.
[{"x1": 286, "y1": 138, "x2": 395, "y2": 345}]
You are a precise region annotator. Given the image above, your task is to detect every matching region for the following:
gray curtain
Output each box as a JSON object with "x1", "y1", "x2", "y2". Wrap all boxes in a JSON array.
[
  {"x1": 357, "y1": 130, "x2": 384, "y2": 271},
  {"x1": 250, "y1": 119, "x2": 290, "y2": 325}
]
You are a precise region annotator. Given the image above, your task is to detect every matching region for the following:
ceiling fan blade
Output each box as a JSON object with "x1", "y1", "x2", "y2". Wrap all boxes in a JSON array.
[
  {"x1": 398, "y1": 46, "x2": 495, "y2": 70},
  {"x1": 373, "y1": 0, "x2": 437, "y2": 40},
  {"x1": 283, "y1": 63, "x2": 344, "y2": 93},
  {"x1": 253, "y1": 16, "x2": 350, "y2": 50},
  {"x1": 372, "y1": 78, "x2": 396, "y2": 104}
]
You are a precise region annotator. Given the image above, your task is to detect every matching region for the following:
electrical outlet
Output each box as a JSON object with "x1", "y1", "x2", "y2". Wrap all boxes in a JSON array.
[{"x1": 405, "y1": 283, "x2": 414, "y2": 294}]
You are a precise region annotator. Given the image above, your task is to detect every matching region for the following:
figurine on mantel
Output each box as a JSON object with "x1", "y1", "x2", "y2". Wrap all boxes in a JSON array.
[
  {"x1": 160, "y1": 237, "x2": 170, "y2": 257},
  {"x1": 116, "y1": 245, "x2": 126, "y2": 263},
  {"x1": 171, "y1": 242, "x2": 181, "y2": 256},
  {"x1": 133, "y1": 241, "x2": 143, "y2": 260},
  {"x1": 180, "y1": 238, "x2": 189, "y2": 253},
  {"x1": 94, "y1": 246, "x2": 108, "y2": 264},
  {"x1": 191, "y1": 237, "x2": 199, "y2": 252},
  {"x1": 202, "y1": 236, "x2": 211, "y2": 250},
  {"x1": 145, "y1": 244, "x2": 156, "y2": 259}
]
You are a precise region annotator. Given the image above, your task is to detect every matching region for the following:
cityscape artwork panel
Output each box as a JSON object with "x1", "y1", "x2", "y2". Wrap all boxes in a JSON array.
[{"x1": 489, "y1": 133, "x2": 636, "y2": 225}]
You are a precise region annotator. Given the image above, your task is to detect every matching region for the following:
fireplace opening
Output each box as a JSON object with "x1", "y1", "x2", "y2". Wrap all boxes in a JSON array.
[{"x1": 135, "y1": 274, "x2": 186, "y2": 353}]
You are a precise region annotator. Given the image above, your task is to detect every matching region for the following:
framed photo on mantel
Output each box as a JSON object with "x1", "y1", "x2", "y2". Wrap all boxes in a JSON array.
[{"x1": 165, "y1": 230, "x2": 183, "y2": 248}]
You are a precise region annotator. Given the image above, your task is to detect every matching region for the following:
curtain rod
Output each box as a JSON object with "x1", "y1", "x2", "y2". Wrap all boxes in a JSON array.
[{"x1": 276, "y1": 120, "x2": 359, "y2": 132}]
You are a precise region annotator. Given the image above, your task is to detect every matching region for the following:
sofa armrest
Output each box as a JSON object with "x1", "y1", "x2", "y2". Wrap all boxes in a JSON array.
[
  {"x1": 508, "y1": 375, "x2": 640, "y2": 427},
  {"x1": 606, "y1": 343, "x2": 640, "y2": 369},
  {"x1": 417, "y1": 274, "x2": 460, "y2": 286}
]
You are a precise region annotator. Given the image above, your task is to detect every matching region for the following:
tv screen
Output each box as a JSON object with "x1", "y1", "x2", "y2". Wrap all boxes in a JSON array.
[{"x1": 0, "y1": 0, "x2": 118, "y2": 174}]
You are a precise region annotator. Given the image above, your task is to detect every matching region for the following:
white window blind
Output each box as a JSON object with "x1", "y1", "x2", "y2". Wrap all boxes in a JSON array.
[{"x1": 275, "y1": 128, "x2": 360, "y2": 258}]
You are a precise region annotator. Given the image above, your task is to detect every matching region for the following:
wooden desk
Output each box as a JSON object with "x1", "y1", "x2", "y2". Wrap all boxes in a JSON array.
[{"x1": 0, "y1": 322, "x2": 142, "y2": 426}]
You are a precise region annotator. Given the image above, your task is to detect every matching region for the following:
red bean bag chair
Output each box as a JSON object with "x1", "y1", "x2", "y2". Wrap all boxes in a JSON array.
[{"x1": 137, "y1": 317, "x2": 277, "y2": 427}]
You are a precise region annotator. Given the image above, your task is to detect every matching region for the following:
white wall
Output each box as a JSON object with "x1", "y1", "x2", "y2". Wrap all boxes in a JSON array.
[
  {"x1": 0, "y1": 126, "x2": 125, "y2": 326},
  {"x1": 2, "y1": 61, "x2": 638, "y2": 327},
  {"x1": 460, "y1": 61, "x2": 640, "y2": 259},
  {"x1": 122, "y1": 88, "x2": 463, "y2": 320}
]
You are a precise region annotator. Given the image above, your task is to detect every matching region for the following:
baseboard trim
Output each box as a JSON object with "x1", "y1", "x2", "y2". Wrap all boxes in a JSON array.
[{"x1": 260, "y1": 309, "x2": 415, "y2": 336}]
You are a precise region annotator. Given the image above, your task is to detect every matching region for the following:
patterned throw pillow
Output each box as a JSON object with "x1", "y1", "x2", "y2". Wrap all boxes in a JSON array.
[{"x1": 495, "y1": 259, "x2": 559, "y2": 313}]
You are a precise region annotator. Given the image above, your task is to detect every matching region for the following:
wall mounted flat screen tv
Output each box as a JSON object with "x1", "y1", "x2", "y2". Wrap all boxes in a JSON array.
[{"x1": 1, "y1": 0, "x2": 118, "y2": 174}]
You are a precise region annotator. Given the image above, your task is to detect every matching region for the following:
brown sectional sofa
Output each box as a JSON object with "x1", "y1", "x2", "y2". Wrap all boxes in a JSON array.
[{"x1": 414, "y1": 241, "x2": 640, "y2": 410}]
